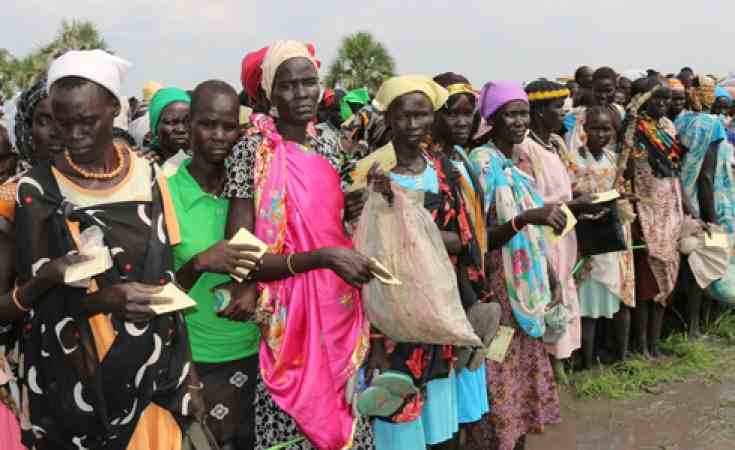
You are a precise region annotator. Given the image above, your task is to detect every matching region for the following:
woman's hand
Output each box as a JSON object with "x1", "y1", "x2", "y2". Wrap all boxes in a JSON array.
[
  {"x1": 83, "y1": 282, "x2": 171, "y2": 322},
  {"x1": 37, "y1": 253, "x2": 93, "y2": 285},
  {"x1": 193, "y1": 241, "x2": 262, "y2": 278},
  {"x1": 367, "y1": 162, "x2": 393, "y2": 205},
  {"x1": 567, "y1": 193, "x2": 603, "y2": 215},
  {"x1": 320, "y1": 247, "x2": 373, "y2": 288},
  {"x1": 344, "y1": 190, "x2": 367, "y2": 223},
  {"x1": 132, "y1": 147, "x2": 161, "y2": 163},
  {"x1": 217, "y1": 281, "x2": 258, "y2": 322},
  {"x1": 521, "y1": 204, "x2": 567, "y2": 234}
]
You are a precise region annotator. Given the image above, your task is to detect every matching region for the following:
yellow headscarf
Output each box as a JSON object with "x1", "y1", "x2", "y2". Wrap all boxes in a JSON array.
[
  {"x1": 375, "y1": 75, "x2": 449, "y2": 112},
  {"x1": 143, "y1": 81, "x2": 164, "y2": 103},
  {"x1": 260, "y1": 40, "x2": 318, "y2": 101}
]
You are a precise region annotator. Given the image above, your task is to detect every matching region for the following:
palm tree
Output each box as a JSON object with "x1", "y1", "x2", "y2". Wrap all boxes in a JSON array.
[
  {"x1": 326, "y1": 32, "x2": 395, "y2": 94},
  {"x1": 0, "y1": 49, "x2": 17, "y2": 99},
  {"x1": 3, "y1": 19, "x2": 109, "y2": 97}
]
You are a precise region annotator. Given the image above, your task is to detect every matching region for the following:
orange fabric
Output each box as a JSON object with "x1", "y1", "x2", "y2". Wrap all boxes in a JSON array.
[
  {"x1": 156, "y1": 175, "x2": 181, "y2": 246},
  {"x1": 65, "y1": 220, "x2": 182, "y2": 450},
  {"x1": 126, "y1": 404, "x2": 182, "y2": 450},
  {"x1": 0, "y1": 182, "x2": 17, "y2": 222}
]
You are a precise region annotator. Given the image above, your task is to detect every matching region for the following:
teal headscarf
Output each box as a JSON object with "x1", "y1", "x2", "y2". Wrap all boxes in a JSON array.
[
  {"x1": 149, "y1": 87, "x2": 191, "y2": 150},
  {"x1": 339, "y1": 87, "x2": 371, "y2": 121}
]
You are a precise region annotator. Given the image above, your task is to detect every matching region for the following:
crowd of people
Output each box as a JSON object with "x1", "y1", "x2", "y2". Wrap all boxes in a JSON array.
[{"x1": 0, "y1": 41, "x2": 733, "y2": 450}]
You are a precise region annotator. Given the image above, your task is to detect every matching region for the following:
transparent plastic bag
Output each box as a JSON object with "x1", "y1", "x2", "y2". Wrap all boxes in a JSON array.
[{"x1": 353, "y1": 185, "x2": 481, "y2": 346}]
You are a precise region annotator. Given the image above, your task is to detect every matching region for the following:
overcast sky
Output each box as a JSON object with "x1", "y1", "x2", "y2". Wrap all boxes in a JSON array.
[{"x1": 2, "y1": 1, "x2": 730, "y2": 98}]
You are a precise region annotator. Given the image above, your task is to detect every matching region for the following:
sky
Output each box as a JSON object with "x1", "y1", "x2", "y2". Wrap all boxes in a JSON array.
[{"x1": 2, "y1": 0, "x2": 731, "y2": 98}]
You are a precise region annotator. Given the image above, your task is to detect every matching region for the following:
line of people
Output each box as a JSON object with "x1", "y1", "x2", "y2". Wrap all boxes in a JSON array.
[{"x1": 0, "y1": 42, "x2": 732, "y2": 450}]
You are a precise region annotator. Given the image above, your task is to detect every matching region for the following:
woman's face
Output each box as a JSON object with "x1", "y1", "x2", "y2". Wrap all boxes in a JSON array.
[
  {"x1": 157, "y1": 101, "x2": 191, "y2": 155},
  {"x1": 617, "y1": 77, "x2": 632, "y2": 97},
  {"x1": 270, "y1": 58, "x2": 320, "y2": 125},
  {"x1": 585, "y1": 113, "x2": 614, "y2": 152},
  {"x1": 577, "y1": 67, "x2": 594, "y2": 89},
  {"x1": 711, "y1": 97, "x2": 732, "y2": 116},
  {"x1": 593, "y1": 77, "x2": 616, "y2": 106},
  {"x1": 537, "y1": 98, "x2": 566, "y2": 133},
  {"x1": 436, "y1": 94, "x2": 475, "y2": 147},
  {"x1": 31, "y1": 97, "x2": 63, "y2": 161},
  {"x1": 51, "y1": 81, "x2": 119, "y2": 164},
  {"x1": 190, "y1": 92, "x2": 240, "y2": 165},
  {"x1": 388, "y1": 92, "x2": 435, "y2": 149},
  {"x1": 646, "y1": 87, "x2": 671, "y2": 120},
  {"x1": 669, "y1": 90, "x2": 687, "y2": 117},
  {"x1": 493, "y1": 100, "x2": 530, "y2": 145},
  {"x1": 0, "y1": 126, "x2": 16, "y2": 181}
]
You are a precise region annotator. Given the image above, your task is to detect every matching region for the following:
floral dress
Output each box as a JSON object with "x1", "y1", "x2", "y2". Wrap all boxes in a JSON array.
[{"x1": 467, "y1": 143, "x2": 561, "y2": 450}]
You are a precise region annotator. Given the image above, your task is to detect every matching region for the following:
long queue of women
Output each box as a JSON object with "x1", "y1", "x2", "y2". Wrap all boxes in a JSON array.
[{"x1": 0, "y1": 40, "x2": 733, "y2": 450}]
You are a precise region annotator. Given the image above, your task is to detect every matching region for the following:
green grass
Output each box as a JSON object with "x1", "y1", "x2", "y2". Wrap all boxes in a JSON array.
[
  {"x1": 570, "y1": 334, "x2": 722, "y2": 400},
  {"x1": 708, "y1": 309, "x2": 735, "y2": 343}
]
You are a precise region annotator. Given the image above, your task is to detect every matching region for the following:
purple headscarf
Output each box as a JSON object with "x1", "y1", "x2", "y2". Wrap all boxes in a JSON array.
[{"x1": 478, "y1": 80, "x2": 528, "y2": 119}]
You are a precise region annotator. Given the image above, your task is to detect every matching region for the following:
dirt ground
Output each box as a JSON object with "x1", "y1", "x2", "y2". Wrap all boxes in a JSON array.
[{"x1": 526, "y1": 347, "x2": 735, "y2": 450}]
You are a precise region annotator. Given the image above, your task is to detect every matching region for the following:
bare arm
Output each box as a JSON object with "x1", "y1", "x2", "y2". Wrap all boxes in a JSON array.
[
  {"x1": 696, "y1": 142, "x2": 719, "y2": 224},
  {"x1": 225, "y1": 196, "x2": 372, "y2": 287}
]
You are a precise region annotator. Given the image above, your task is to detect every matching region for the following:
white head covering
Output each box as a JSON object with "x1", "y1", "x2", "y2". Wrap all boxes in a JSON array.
[
  {"x1": 47, "y1": 49, "x2": 132, "y2": 107},
  {"x1": 260, "y1": 40, "x2": 318, "y2": 101},
  {"x1": 620, "y1": 69, "x2": 647, "y2": 82},
  {"x1": 113, "y1": 96, "x2": 130, "y2": 130}
]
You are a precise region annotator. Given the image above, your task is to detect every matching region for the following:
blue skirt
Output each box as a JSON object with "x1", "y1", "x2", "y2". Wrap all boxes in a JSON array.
[
  {"x1": 455, "y1": 363, "x2": 490, "y2": 424},
  {"x1": 373, "y1": 370, "x2": 459, "y2": 449}
]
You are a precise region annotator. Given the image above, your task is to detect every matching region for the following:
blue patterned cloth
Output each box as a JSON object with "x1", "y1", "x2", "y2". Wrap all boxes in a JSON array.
[
  {"x1": 676, "y1": 112, "x2": 735, "y2": 302},
  {"x1": 469, "y1": 144, "x2": 551, "y2": 338}
]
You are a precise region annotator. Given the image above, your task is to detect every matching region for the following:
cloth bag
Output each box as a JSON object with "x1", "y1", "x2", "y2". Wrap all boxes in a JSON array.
[
  {"x1": 680, "y1": 217, "x2": 729, "y2": 290},
  {"x1": 354, "y1": 184, "x2": 481, "y2": 346}
]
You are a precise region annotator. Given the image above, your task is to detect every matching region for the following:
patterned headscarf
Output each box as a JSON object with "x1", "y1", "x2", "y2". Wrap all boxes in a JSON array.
[{"x1": 13, "y1": 79, "x2": 48, "y2": 167}]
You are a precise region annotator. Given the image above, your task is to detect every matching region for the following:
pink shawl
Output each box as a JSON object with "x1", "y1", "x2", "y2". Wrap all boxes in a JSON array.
[
  {"x1": 251, "y1": 114, "x2": 369, "y2": 449},
  {"x1": 517, "y1": 137, "x2": 581, "y2": 358}
]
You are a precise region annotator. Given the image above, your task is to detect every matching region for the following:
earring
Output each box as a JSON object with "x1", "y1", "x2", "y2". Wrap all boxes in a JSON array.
[{"x1": 269, "y1": 105, "x2": 279, "y2": 118}]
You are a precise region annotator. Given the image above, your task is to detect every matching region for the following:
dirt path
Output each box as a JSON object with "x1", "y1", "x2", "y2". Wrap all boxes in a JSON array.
[{"x1": 527, "y1": 374, "x2": 735, "y2": 450}]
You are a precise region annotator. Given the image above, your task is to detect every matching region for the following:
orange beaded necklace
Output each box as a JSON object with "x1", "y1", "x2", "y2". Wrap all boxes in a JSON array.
[{"x1": 63, "y1": 144, "x2": 126, "y2": 180}]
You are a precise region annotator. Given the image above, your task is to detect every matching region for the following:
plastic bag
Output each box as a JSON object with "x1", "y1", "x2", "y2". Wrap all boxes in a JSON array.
[{"x1": 353, "y1": 185, "x2": 481, "y2": 346}]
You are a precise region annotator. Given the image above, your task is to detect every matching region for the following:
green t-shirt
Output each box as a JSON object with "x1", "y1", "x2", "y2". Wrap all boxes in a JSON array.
[{"x1": 168, "y1": 159, "x2": 260, "y2": 363}]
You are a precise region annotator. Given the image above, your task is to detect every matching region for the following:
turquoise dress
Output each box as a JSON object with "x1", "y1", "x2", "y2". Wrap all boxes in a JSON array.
[{"x1": 451, "y1": 154, "x2": 491, "y2": 424}]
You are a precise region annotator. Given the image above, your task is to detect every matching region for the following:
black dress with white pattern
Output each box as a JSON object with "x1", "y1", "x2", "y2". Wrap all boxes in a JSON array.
[{"x1": 14, "y1": 157, "x2": 202, "y2": 450}]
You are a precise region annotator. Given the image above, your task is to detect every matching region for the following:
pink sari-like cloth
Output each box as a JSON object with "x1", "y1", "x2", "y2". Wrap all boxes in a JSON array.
[
  {"x1": 252, "y1": 114, "x2": 369, "y2": 450},
  {"x1": 0, "y1": 403, "x2": 24, "y2": 450},
  {"x1": 517, "y1": 137, "x2": 581, "y2": 359}
]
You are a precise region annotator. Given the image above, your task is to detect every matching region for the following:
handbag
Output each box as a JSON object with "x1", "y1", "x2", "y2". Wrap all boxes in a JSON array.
[{"x1": 575, "y1": 201, "x2": 627, "y2": 256}]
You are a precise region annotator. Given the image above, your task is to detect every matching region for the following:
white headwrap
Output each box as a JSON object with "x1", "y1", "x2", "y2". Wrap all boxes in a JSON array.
[
  {"x1": 620, "y1": 69, "x2": 647, "y2": 82},
  {"x1": 260, "y1": 40, "x2": 318, "y2": 100},
  {"x1": 47, "y1": 49, "x2": 132, "y2": 107}
]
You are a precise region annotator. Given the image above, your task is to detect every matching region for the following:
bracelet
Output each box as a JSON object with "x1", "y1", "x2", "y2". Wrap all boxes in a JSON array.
[
  {"x1": 286, "y1": 254, "x2": 298, "y2": 276},
  {"x1": 511, "y1": 216, "x2": 521, "y2": 233},
  {"x1": 12, "y1": 287, "x2": 29, "y2": 313},
  {"x1": 370, "y1": 333, "x2": 385, "y2": 340}
]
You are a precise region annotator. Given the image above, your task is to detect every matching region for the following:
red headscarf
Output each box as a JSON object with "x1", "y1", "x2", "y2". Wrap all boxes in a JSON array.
[
  {"x1": 241, "y1": 46, "x2": 269, "y2": 102},
  {"x1": 240, "y1": 43, "x2": 321, "y2": 102}
]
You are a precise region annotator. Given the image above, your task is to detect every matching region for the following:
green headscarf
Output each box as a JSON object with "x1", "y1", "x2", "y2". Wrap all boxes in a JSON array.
[
  {"x1": 339, "y1": 87, "x2": 371, "y2": 121},
  {"x1": 149, "y1": 87, "x2": 191, "y2": 150}
]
